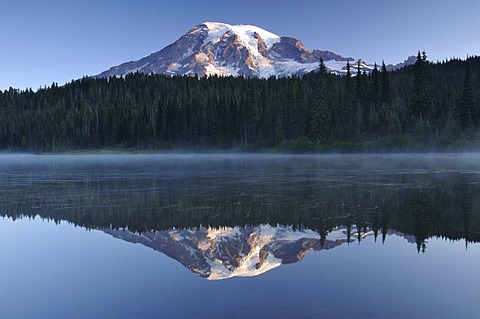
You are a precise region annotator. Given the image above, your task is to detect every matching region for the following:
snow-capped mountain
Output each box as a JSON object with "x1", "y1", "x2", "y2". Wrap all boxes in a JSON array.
[
  {"x1": 387, "y1": 55, "x2": 418, "y2": 71},
  {"x1": 103, "y1": 224, "x2": 374, "y2": 280},
  {"x1": 97, "y1": 22, "x2": 382, "y2": 79}
]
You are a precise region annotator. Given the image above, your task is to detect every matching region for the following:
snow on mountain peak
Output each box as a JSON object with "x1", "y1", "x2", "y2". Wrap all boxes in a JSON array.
[
  {"x1": 202, "y1": 21, "x2": 229, "y2": 31},
  {"x1": 103, "y1": 224, "x2": 376, "y2": 280},
  {"x1": 201, "y1": 22, "x2": 281, "y2": 49},
  {"x1": 96, "y1": 22, "x2": 390, "y2": 79}
]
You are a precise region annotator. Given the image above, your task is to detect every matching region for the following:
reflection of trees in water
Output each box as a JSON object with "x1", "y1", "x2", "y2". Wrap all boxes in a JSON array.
[{"x1": 2, "y1": 172, "x2": 480, "y2": 251}]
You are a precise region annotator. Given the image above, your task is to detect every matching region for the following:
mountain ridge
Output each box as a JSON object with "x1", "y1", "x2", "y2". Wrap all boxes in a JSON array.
[
  {"x1": 103, "y1": 224, "x2": 376, "y2": 280},
  {"x1": 97, "y1": 22, "x2": 413, "y2": 79}
]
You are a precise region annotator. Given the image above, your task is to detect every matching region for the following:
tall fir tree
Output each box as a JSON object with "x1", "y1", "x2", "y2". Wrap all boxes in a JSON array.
[
  {"x1": 458, "y1": 61, "x2": 477, "y2": 131},
  {"x1": 371, "y1": 63, "x2": 380, "y2": 107},
  {"x1": 340, "y1": 61, "x2": 354, "y2": 140},
  {"x1": 319, "y1": 57, "x2": 328, "y2": 75},
  {"x1": 380, "y1": 61, "x2": 391, "y2": 106},
  {"x1": 354, "y1": 61, "x2": 366, "y2": 138},
  {"x1": 309, "y1": 58, "x2": 328, "y2": 140},
  {"x1": 409, "y1": 51, "x2": 435, "y2": 128}
]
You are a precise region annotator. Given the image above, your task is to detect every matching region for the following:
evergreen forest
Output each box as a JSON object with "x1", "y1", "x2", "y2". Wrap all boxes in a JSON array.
[
  {"x1": 0, "y1": 52, "x2": 479, "y2": 152},
  {"x1": 2, "y1": 165, "x2": 479, "y2": 252}
]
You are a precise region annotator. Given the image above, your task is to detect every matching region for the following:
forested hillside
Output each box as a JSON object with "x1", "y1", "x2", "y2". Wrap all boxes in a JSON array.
[{"x1": 0, "y1": 53, "x2": 478, "y2": 152}]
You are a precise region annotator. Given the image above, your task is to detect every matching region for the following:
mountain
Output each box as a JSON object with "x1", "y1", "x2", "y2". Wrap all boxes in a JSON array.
[
  {"x1": 97, "y1": 22, "x2": 383, "y2": 79},
  {"x1": 103, "y1": 225, "x2": 375, "y2": 280},
  {"x1": 387, "y1": 55, "x2": 418, "y2": 71}
]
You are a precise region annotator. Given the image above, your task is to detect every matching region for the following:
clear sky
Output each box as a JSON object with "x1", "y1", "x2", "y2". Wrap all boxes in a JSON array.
[{"x1": 1, "y1": 0, "x2": 479, "y2": 90}]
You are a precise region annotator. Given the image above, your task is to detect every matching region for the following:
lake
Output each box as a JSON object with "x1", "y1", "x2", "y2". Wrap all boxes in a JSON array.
[{"x1": 1, "y1": 153, "x2": 480, "y2": 318}]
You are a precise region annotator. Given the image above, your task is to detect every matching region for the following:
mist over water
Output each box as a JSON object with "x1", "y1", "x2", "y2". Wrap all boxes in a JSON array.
[{"x1": 2, "y1": 152, "x2": 480, "y2": 233}]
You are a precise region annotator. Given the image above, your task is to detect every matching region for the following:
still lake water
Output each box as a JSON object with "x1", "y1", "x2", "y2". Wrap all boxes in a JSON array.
[{"x1": 1, "y1": 153, "x2": 480, "y2": 318}]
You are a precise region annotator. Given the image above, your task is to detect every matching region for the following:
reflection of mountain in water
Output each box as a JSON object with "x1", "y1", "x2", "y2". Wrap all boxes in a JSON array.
[
  {"x1": 103, "y1": 225, "x2": 372, "y2": 280},
  {"x1": 2, "y1": 154, "x2": 480, "y2": 256}
]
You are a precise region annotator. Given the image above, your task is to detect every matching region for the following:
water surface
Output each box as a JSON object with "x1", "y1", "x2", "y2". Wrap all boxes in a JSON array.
[{"x1": 1, "y1": 154, "x2": 480, "y2": 318}]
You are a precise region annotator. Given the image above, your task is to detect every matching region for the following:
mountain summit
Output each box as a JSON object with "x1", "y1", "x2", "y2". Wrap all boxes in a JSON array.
[{"x1": 97, "y1": 22, "x2": 365, "y2": 78}]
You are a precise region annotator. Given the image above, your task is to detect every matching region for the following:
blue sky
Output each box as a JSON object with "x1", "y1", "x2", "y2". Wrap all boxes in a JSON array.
[{"x1": 1, "y1": 0, "x2": 479, "y2": 90}]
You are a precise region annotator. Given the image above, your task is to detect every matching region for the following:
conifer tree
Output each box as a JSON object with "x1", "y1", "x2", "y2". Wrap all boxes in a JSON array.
[
  {"x1": 340, "y1": 61, "x2": 354, "y2": 140},
  {"x1": 318, "y1": 57, "x2": 328, "y2": 75},
  {"x1": 409, "y1": 51, "x2": 435, "y2": 127},
  {"x1": 354, "y1": 61, "x2": 366, "y2": 138},
  {"x1": 371, "y1": 63, "x2": 380, "y2": 107},
  {"x1": 380, "y1": 61, "x2": 391, "y2": 106},
  {"x1": 458, "y1": 61, "x2": 477, "y2": 130},
  {"x1": 311, "y1": 77, "x2": 332, "y2": 142}
]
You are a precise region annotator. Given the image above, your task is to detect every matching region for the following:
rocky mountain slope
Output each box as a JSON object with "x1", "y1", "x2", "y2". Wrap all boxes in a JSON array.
[
  {"x1": 103, "y1": 225, "x2": 375, "y2": 280},
  {"x1": 97, "y1": 22, "x2": 397, "y2": 79}
]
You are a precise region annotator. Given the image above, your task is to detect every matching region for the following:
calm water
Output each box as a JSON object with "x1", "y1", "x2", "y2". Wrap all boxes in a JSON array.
[{"x1": 1, "y1": 153, "x2": 480, "y2": 318}]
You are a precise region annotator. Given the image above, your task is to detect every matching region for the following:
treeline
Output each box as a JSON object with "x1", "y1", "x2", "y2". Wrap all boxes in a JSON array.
[
  {"x1": 0, "y1": 53, "x2": 479, "y2": 151},
  {"x1": 2, "y1": 170, "x2": 480, "y2": 251}
]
